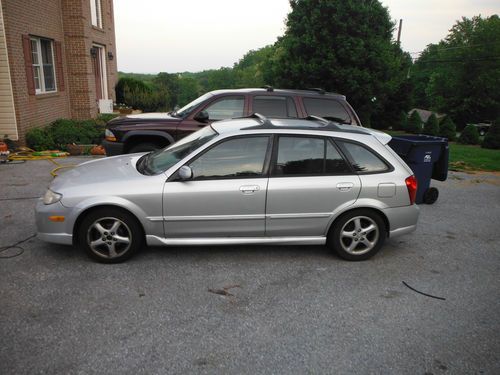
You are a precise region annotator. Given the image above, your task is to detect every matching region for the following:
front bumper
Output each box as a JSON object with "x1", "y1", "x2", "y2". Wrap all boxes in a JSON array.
[
  {"x1": 383, "y1": 204, "x2": 420, "y2": 238},
  {"x1": 102, "y1": 140, "x2": 125, "y2": 156},
  {"x1": 35, "y1": 200, "x2": 75, "y2": 245}
]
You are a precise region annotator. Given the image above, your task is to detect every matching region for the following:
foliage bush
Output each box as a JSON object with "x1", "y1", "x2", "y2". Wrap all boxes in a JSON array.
[
  {"x1": 407, "y1": 111, "x2": 423, "y2": 134},
  {"x1": 123, "y1": 86, "x2": 169, "y2": 112},
  {"x1": 423, "y1": 113, "x2": 440, "y2": 136},
  {"x1": 438, "y1": 117, "x2": 457, "y2": 141},
  {"x1": 26, "y1": 118, "x2": 106, "y2": 151},
  {"x1": 396, "y1": 111, "x2": 407, "y2": 131},
  {"x1": 25, "y1": 127, "x2": 55, "y2": 151},
  {"x1": 482, "y1": 119, "x2": 500, "y2": 149},
  {"x1": 458, "y1": 124, "x2": 480, "y2": 144},
  {"x1": 115, "y1": 77, "x2": 151, "y2": 104}
]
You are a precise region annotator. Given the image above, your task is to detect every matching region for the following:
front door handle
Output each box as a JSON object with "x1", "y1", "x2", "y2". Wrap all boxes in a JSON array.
[
  {"x1": 336, "y1": 182, "x2": 354, "y2": 191},
  {"x1": 240, "y1": 185, "x2": 260, "y2": 194}
]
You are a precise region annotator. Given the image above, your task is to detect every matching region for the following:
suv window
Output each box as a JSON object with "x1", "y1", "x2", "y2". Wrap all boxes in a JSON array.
[
  {"x1": 303, "y1": 98, "x2": 351, "y2": 123},
  {"x1": 204, "y1": 96, "x2": 244, "y2": 121},
  {"x1": 253, "y1": 96, "x2": 297, "y2": 118},
  {"x1": 338, "y1": 141, "x2": 389, "y2": 173},
  {"x1": 274, "y1": 136, "x2": 350, "y2": 176},
  {"x1": 190, "y1": 136, "x2": 269, "y2": 179}
]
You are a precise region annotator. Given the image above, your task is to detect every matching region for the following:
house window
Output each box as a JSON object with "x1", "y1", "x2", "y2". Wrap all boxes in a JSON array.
[
  {"x1": 90, "y1": 0, "x2": 103, "y2": 28},
  {"x1": 30, "y1": 37, "x2": 56, "y2": 94}
]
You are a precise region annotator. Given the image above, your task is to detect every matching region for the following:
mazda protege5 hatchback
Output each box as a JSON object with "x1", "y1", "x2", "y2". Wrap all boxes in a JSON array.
[{"x1": 36, "y1": 115, "x2": 419, "y2": 263}]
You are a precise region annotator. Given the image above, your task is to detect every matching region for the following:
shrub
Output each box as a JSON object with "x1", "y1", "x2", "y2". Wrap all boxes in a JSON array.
[
  {"x1": 115, "y1": 77, "x2": 150, "y2": 104},
  {"x1": 123, "y1": 86, "x2": 169, "y2": 112},
  {"x1": 25, "y1": 127, "x2": 55, "y2": 151},
  {"x1": 97, "y1": 113, "x2": 119, "y2": 125},
  {"x1": 458, "y1": 124, "x2": 480, "y2": 145},
  {"x1": 26, "y1": 118, "x2": 106, "y2": 151},
  {"x1": 438, "y1": 117, "x2": 457, "y2": 141},
  {"x1": 423, "y1": 113, "x2": 439, "y2": 136},
  {"x1": 407, "y1": 111, "x2": 423, "y2": 134},
  {"x1": 482, "y1": 119, "x2": 500, "y2": 149}
]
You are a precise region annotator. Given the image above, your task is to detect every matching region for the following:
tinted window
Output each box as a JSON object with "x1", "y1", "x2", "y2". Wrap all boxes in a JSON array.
[
  {"x1": 274, "y1": 136, "x2": 350, "y2": 176},
  {"x1": 303, "y1": 98, "x2": 351, "y2": 123},
  {"x1": 339, "y1": 142, "x2": 389, "y2": 173},
  {"x1": 253, "y1": 96, "x2": 297, "y2": 118},
  {"x1": 204, "y1": 97, "x2": 244, "y2": 121},
  {"x1": 326, "y1": 140, "x2": 351, "y2": 174},
  {"x1": 190, "y1": 136, "x2": 269, "y2": 179}
]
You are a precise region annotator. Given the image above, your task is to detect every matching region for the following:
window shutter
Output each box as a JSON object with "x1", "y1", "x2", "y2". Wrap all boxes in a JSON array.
[
  {"x1": 54, "y1": 41, "x2": 65, "y2": 91},
  {"x1": 22, "y1": 35, "x2": 36, "y2": 95}
]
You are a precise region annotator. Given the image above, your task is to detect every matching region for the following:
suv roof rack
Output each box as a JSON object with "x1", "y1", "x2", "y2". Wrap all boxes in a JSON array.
[
  {"x1": 307, "y1": 88, "x2": 325, "y2": 94},
  {"x1": 261, "y1": 85, "x2": 274, "y2": 92}
]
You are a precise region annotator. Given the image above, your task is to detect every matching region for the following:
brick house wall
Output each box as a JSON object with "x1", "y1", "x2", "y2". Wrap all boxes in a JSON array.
[{"x1": 1, "y1": 0, "x2": 117, "y2": 143}]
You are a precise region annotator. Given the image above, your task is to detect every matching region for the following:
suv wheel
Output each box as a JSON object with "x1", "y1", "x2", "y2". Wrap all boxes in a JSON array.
[
  {"x1": 327, "y1": 209, "x2": 386, "y2": 261},
  {"x1": 78, "y1": 207, "x2": 144, "y2": 263},
  {"x1": 128, "y1": 142, "x2": 162, "y2": 153}
]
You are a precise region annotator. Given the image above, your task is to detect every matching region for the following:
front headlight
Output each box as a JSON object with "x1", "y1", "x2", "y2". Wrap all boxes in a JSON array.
[
  {"x1": 105, "y1": 129, "x2": 117, "y2": 142},
  {"x1": 43, "y1": 189, "x2": 62, "y2": 205}
]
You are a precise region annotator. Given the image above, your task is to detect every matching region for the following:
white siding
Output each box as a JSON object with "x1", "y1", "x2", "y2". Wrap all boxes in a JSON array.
[{"x1": 0, "y1": 2, "x2": 18, "y2": 141}]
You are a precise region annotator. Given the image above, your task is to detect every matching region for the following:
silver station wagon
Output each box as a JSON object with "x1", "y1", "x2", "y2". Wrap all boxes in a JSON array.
[{"x1": 36, "y1": 115, "x2": 419, "y2": 263}]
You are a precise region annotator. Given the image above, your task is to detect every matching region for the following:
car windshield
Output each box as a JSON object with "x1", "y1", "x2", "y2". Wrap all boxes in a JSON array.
[
  {"x1": 137, "y1": 126, "x2": 218, "y2": 175},
  {"x1": 174, "y1": 92, "x2": 214, "y2": 117}
]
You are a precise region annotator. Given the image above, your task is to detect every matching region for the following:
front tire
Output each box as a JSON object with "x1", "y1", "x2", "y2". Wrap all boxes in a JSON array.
[
  {"x1": 327, "y1": 209, "x2": 386, "y2": 261},
  {"x1": 78, "y1": 207, "x2": 144, "y2": 263}
]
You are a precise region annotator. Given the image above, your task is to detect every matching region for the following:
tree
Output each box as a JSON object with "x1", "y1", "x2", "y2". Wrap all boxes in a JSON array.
[
  {"x1": 438, "y1": 117, "x2": 457, "y2": 141},
  {"x1": 412, "y1": 15, "x2": 500, "y2": 128},
  {"x1": 482, "y1": 119, "x2": 500, "y2": 149},
  {"x1": 177, "y1": 77, "x2": 200, "y2": 107},
  {"x1": 407, "y1": 111, "x2": 423, "y2": 134},
  {"x1": 394, "y1": 110, "x2": 407, "y2": 131},
  {"x1": 154, "y1": 73, "x2": 180, "y2": 108},
  {"x1": 115, "y1": 77, "x2": 151, "y2": 104},
  {"x1": 271, "y1": 0, "x2": 412, "y2": 127},
  {"x1": 423, "y1": 113, "x2": 439, "y2": 136},
  {"x1": 458, "y1": 124, "x2": 480, "y2": 144}
]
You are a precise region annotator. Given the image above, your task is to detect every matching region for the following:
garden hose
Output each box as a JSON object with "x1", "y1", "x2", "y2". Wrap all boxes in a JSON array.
[{"x1": 6, "y1": 147, "x2": 77, "y2": 177}]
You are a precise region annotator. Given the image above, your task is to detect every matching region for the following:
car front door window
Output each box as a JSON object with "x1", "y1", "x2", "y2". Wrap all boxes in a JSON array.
[{"x1": 203, "y1": 97, "x2": 245, "y2": 121}]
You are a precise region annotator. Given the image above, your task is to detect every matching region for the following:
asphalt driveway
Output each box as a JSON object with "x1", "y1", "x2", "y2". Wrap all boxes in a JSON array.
[{"x1": 1, "y1": 157, "x2": 499, "y2": 374}]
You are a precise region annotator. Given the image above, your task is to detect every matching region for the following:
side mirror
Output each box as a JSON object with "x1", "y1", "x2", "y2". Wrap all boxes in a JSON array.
[
  {"x1": 178, "y1": 165, "x2": 193, "y2": 180},
  {"x1": 194, "y1": 110, "x2": 209, "y2": 123}
]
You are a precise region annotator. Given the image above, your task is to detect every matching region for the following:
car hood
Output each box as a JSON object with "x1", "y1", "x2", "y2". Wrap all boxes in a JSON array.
[
  {"x1": 108, "y1": 113, "x2": 181, "y2": 127},
  {"x1": 50, "y1": 154, "x2": 145, "y2": 194}
]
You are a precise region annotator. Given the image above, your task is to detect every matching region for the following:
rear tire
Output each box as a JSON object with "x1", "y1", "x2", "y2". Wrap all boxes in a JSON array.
[
  {"x1": 327, "y1": 209, "x2": 386, "y2": 261},
  {"x1": 128, "y1": 142, "x2": 162, "y2": 153},
  {"x1": 78, "y1": 207, "x2": 144, "y2": 263}
]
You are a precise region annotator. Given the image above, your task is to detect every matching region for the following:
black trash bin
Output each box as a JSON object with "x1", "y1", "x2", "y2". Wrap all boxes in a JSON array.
[{"x1": 389, "y1": 135, "x2": 449, "y2": 204}]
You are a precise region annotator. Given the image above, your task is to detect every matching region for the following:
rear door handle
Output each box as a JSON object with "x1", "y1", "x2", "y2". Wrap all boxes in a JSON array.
[
  {"x1": 336, "y1": 182, "x2": 354, "y2": 191},
  {"x1": 240, "y1": 185, "x2": 260, "y2": 194}
]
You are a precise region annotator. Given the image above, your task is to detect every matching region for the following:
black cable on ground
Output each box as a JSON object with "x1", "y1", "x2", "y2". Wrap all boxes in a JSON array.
[
  {"x1": 0, "y1": 234, "x2": 36, "y2": 259},
  {"x1": 0, "y1": 160, "x2": 26, "y2": 165},
  {"x1": 402, "y1": 281, "x2": 446, "y2": 301}
]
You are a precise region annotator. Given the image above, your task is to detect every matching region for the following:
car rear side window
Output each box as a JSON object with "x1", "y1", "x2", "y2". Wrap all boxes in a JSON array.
[
  {"x1": 274, "y1": 136, "x2": 351, "y2": 176},
  {"x1": 338, "y1": 141, "x2": 389, "y2": 173},
  {"x1": 204, "y1": 96, "x2": 244, "y2": 121},
  {"x1": 253, "y1": 96, "x2": 297, "y2": 118},
  {"x1": 303, "y1": 98, "x2": 351, "y2": 123},
  {"x1": 189, "y1": 136, "x2": 269, "y2": 179}
]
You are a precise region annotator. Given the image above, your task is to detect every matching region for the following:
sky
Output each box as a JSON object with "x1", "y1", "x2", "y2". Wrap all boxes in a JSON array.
[{"x1": 114, "y1": 0, "x2": 499, "y2": 73}]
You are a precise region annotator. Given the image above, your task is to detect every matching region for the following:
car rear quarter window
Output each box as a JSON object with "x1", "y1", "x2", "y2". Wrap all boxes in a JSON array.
[
  {"x1": 303, "y1": 98, "x2": 351, "y2": 123},
  {"x1": 253, "y1": 96, "x2": 297, "y2": 118},
  {"x1": 189, "y1": 136, "x2": 269, "y2": 179},
  {"x1": 274, "y1": 136, "x2": 351, "y2": 176},
  {"x1": 338, "y1": 141, "x2": 389, "y2": 173}
]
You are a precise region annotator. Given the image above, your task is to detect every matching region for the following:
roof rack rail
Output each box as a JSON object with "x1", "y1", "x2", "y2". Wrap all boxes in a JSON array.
[
  {"x1": 261, "y1": 85, "x2": 274, "y2": 92},
  {"x1": 248, "y1": 112, "x2": 273, "y2": 126},
  {"x1": 304, "y1": 115, "x2": 341, "y2": 129},
  {"x1": 307, "y1": 88, "x2": 325, "y2": 94}
]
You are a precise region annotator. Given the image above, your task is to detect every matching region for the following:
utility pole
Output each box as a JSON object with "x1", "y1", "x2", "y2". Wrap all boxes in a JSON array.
[{"x1": 397, "y1": 19, "x2": 403, "y2": 44}]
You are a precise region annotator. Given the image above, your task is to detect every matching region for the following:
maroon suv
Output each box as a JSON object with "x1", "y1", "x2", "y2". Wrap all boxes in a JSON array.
[{"x1": 103, "y1": 88, "x2": 362, "y2": 155}]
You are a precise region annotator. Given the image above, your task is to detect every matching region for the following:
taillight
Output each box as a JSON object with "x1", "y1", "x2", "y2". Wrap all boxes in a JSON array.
[{"x1": 405, "y1": 175, "x2": 418, "y2": 205}]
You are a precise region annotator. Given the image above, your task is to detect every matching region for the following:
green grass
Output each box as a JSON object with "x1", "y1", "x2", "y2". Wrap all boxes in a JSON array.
[{"x1": 449, "y1": 143, "x2": 500, "y2": 172}]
